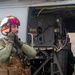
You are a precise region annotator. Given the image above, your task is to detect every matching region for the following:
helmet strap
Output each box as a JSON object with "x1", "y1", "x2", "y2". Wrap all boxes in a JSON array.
[{"x1": 9, "y1": 24, "x2": 11, "y2": 32}]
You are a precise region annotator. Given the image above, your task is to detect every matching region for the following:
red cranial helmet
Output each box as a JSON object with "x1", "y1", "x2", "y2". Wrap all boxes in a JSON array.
[{"x1": 0, "y1": 16, "x2": 20, "y2": 36}]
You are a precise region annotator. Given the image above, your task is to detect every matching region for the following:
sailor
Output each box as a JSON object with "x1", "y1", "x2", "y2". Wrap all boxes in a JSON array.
[{"x1": 0, "y1": 16, "x2": 37, "y2": 75}]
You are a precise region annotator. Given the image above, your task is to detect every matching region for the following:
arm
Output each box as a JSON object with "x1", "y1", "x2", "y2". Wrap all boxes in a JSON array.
[
  {"x1": 0, "y1": 40, "x2": 13, "y2": 63},
  {"x1": 0, "y1": 32, "x2": 16, "y2": 63},
  {"x1": 21, "y1": 43, "x2": 37, "y2": 59},
  {"x1": 14, "y1": 36, "x2": 37, "y2": 59}
]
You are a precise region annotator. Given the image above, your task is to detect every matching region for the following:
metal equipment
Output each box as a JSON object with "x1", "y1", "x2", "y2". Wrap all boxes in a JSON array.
[{"x1": 27, "y1": 6, "x2": 75, "y2": 75}]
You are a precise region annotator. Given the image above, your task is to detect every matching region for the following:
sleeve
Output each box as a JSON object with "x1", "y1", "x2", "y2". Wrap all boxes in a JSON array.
[
  {"x1": 0, "y1": 39, "x2": 13, "y2": 63},
  {"x1": 21, "y1": 43, "x2": 37, "y2": 59}
]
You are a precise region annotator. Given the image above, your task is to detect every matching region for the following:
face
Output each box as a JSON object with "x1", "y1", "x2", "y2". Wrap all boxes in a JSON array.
[{"x1": 11, "y1": 24, "x2": 19, "y2": 35}]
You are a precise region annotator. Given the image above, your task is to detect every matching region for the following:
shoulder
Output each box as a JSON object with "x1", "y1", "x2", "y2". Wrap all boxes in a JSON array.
[
  {"x1": 0, "y1": 38, "x2": 6, "y2": 50},
  {"x1": 0, "y1": 38, "x2": 6, "y2": 45}
]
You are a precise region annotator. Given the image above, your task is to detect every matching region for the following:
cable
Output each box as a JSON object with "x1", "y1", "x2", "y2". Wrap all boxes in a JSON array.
[
  {"x1": 54, "y1": 29, "x2": 68, "y2": 52},
  {"x1": 34, "y1": 25, "x2": 53, "y2": 40},
  {"x1": 37, "y1": 5, "x2": 75, "y2": 16}
]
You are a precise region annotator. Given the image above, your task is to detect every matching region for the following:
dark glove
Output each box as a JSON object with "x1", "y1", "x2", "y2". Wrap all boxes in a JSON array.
[
  {"x1": 14, "y1": 35, "x2": 22, "y2": 48},
  {"x1": 7, "y1": 32, "x2": 15, "y2": 43}
]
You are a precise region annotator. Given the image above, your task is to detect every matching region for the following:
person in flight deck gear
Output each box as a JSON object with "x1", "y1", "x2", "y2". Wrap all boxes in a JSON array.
[{"x1": 0, "y1": 16, "x2": 37, "y2": 75}]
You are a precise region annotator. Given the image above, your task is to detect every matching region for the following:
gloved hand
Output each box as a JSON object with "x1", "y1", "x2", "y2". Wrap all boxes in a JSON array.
[
  {"x1": 14, "y1": 35, "x2": 23, "y2": 48},
  {"x1": 7, "y1": 32, "x2": 15, "y2": 43}
]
